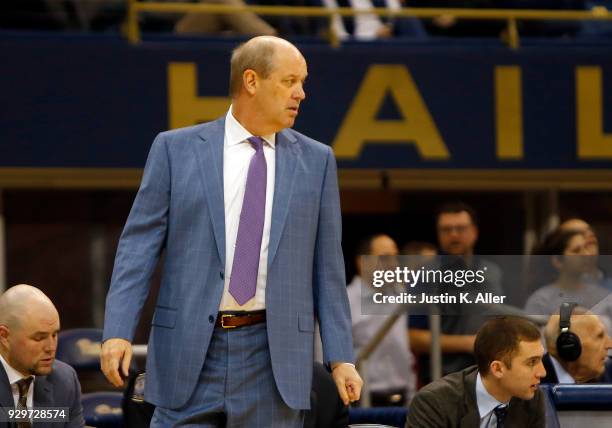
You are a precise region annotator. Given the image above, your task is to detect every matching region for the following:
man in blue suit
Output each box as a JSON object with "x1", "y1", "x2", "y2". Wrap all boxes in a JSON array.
[{"x1": 100, "y1": 36, "x2": 362, "y2": 427}]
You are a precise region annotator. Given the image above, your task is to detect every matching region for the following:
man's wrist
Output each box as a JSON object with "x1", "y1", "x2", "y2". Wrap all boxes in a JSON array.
[{"x1": 331, "y1": 362, "x2": 355, "y2": 370}]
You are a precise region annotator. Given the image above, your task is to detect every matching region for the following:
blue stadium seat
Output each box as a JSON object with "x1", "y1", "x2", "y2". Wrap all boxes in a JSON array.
[
  {"x1": 57, "y1": 328, "x2": 103, "y2": 371},
  {"x1": 348, "y1": 407, "x2": 407, "y2": 428},
  {"x1": 552, "y1": 384, "x2": 612, "y2": 411},
  {"x1": 81, "y1": 392, "x2": 124, "y2": 428}
]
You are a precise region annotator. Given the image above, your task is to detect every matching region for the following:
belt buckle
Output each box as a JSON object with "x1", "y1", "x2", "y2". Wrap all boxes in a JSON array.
[{"x1": 220, "y1": 314, "x2": 237, "y2": 329}]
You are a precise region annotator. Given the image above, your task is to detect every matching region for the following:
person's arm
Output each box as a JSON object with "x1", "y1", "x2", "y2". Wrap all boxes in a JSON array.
[
  {"x1": 409, "y1": 328, "x2": 475, "y2": 354},
  {"x1": 313, "y1": 146, "x2": 362, "y2": 404},
  {"x1": 101, "y1": 133, "x2": 171, "y2": 386}
]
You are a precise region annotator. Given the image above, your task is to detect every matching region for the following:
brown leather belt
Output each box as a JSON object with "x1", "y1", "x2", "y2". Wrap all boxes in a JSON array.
[{"x1": 215, "y1": 310, "x2": 266, "y2": 329}]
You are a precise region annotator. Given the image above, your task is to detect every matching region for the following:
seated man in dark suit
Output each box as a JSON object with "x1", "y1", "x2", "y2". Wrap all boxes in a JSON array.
[
  {"x1": 407, "y1": 316, "x2": 546, "y2": 428},
  {"x1": 0, "y1": 284, "x2": 84, "y2": 427},
  {"x1": 542, "y1": 303, "x2": 612, "y2": 384}
]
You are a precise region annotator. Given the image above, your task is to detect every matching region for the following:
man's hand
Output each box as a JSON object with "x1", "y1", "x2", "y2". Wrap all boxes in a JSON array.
[
  {"x1": 100, "y1": 338, "x2": 132, "y2": 387},
  {"x1": 331, "y1": 363, "x2": 363, "y2": 406}
]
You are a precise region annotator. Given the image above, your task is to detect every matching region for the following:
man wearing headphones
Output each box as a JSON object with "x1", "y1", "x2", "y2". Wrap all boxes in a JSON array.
[{"x1": 542, "y1": 303, "x2": 612, "y2": 384}]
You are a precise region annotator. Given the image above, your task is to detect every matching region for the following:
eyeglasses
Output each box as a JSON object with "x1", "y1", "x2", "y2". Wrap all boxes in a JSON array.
[{"x1": 437, "y1": 224, "x2": 471, "y2": 235}]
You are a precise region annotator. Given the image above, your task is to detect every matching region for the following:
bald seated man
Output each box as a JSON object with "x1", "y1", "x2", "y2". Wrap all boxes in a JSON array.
[
  {"x1": 101, "y1": 36, "x2": 360, "y2": 427},
  {"x1": 542, "y1": 305, "x2": 612, "y2": 384},
  {"x1": 0, "y1": 284, "x2": 84, "y2": 427}
]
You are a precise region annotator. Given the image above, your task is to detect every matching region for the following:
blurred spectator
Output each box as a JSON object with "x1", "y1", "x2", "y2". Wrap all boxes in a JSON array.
[
  {"x1": 257, "y1": 0, "x2": 324, "y2": 37},
  {"x1": 321, "y1": 0, "x2": 426, "y2": 40},
  {"x1": 174, "y1": 0, "x2": 277, "y2": 35},
  {"x1": 409, "y1": 201, "x2": 502, "y2": 386},
  {"x1": 0, "y1": 1, "x2": 62, "y2": 30},
  {"x1": 558, "y1": 217, "x2": 612, "y2": 290},
  {"x1": 409, "y1": 0, "x2": 505, "y2": 37},
  {"x1": 410, "y1": 0, "x2": 585, "y2": 38},
  {"x1": 542, "y1": 306, "x2": 612, "y2": 383},
  {"x1": 500, "y1": 0, "x2": 586, "y2": 37},
  {"x1": 1, "y1": 0, "x2": 125, "y2": 32},
  {"x1": 348, "y1": 234, "x2": 417, "y2": 405},
  {"x1": 524, "y1": 229, "x2": 612, "y2": 329},
  {"x1": 401, "y1": 241, "x2": 437, "y2": 258},
  {"x1": 581, "y1": 1, "x2": 612, "y2": 37}
]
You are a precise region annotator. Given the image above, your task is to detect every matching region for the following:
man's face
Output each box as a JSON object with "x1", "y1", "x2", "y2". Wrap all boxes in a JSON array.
[
  {"x1": 498, "y1": 340, "x2": 546, "y2": 400},
  {"x1": 3, "y1": 307, "x2": 59, "y2": 376},
  {"x1": 370, "y1": 235, "x2": 399, "y2": 257},
  {"x1": 437, "y1": 211, "x2": 478, "y2": 256},
  {"x1": 255, "y1": 45, "x2": 307, "y2": 132},
  {"x1": 555, "y1": 234, "x2": 590, "y2": 275},
  {"x1": 572, "y1": 316, "x2": 612, "y2": 382},
  {"x1": 560, "y1": 219, "x2": 599, "y2": 256},
  {"x1": 360, "y1": 235, "x2": 398, "y2": 277}
]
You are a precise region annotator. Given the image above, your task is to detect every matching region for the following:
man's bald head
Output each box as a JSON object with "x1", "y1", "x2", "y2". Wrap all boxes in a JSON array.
[
  {"x1": 0, "y1": 284, "x2": 60, "y2": 376},
  {"x1": 229, "y1": 36, "x2": 303, "y2": 97},
  {"x1": 544, "y1": 307, "x2": 593, "y2": 350},
  {"x1": 0, "y1": 284, "x2": 58, "y2": 330},
  {"x1": 544, "y1": 308, "x2": 612, "y2": 382}
]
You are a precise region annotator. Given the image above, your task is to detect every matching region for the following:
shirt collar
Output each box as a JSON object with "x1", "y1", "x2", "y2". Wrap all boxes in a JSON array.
[
  {"x1": 0, "y1": 352, "x2": 35, "y2": 386},
  {"x1": 476, "y1": 372, "x2": 508, "y2": 422},
  {"x1": 225, "y1": 106, "x2": 276, "y2": 148},
  {"x1": 550, "y1": 355, "x2": 576, "y2": 384}
]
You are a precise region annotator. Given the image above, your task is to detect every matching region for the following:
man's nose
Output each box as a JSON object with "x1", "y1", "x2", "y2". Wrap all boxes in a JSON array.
[
  {"x1": 294, "y1": 83, "x2": 305, "y2": 101},
  {"x1": 45, "y1": 336, "x2": 57, "y2": 352}
]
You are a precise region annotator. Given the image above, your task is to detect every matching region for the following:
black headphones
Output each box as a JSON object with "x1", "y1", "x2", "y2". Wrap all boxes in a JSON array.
[{"x1": 556, "y1": 302, "x2": 582, "y2": 361}]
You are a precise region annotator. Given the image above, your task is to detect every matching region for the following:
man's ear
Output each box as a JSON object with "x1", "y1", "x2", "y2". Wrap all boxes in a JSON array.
[
  {"x1": 489, "y1": 360, "x2": 505, "y2": 379},
  {"x1": 0, "y1": 325, "x2": 10, "y2": 348},
  {"x1": 243, "y1": 69, "x2": 258, "y2": 96}
]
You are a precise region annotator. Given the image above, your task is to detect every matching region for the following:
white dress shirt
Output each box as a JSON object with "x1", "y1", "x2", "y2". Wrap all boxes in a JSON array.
[
  {"x1": 476, "y1": 373, "x2": 509, "y2": 428},
  {"x1": 219, "y1": 106, "x2": 276, "y2": 311},
  {"x1": 0, "y1": 352, "x2": 35, "y2": 409},
  {"x1": 549, "y1": 355, "x2": 576, "y2": 384}
]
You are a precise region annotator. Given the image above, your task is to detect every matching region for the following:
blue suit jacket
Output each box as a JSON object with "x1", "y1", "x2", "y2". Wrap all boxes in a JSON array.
[
  {"x1": 0, "y1": 360, "x2": 84, "y2": 428},
  {"x1": 103, "y1": 117, "x2": 354, "y2": 410}
]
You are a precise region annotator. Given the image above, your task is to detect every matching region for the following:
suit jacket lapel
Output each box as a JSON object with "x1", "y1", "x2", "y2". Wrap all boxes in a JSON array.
[
  {"x1": 460, "y1": 369, "x2": 481, "y2": 428},
  {"x1": 267, "y1": 129, "x2": 298, "y2": 267},
  {"x1": 194, "y1": 119, "x2": 226, "y2": 267},
  {"x1": 0, "y1": 364, "x2": 14, "y2": 410}
]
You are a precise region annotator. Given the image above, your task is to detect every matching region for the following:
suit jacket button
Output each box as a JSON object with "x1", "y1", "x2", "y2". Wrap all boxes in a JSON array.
[
  {"x1": 220, "y1": 271, "x2": 224, "y2": 280},
  {"x1": 209, "y1": 315, "x2": 214, "y2": 323}
]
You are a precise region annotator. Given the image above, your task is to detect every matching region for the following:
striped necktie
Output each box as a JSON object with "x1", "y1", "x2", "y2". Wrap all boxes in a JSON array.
[{"x1": 15, "y1": 377, "x2": 33, "y2": 428}]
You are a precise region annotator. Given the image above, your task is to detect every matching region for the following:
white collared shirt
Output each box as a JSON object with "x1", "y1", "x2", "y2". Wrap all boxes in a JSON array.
[
  {"x1": 476, "y1": 372, "x2": 509, "y2": 428},
  {"x1": 0, "y1": 352, "x2": 35, "y2": 409},
  {"x1": 549, "y1": 355, "x2": 576, "y2": 384},
  {"x1": 219, "y1": 106, "x2": 276, "y2": 311}
]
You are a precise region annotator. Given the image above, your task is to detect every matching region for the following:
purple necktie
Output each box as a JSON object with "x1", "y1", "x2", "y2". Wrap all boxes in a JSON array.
[{"x1": 228, "y1": 136, "x2": 267, "y2": 305}]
